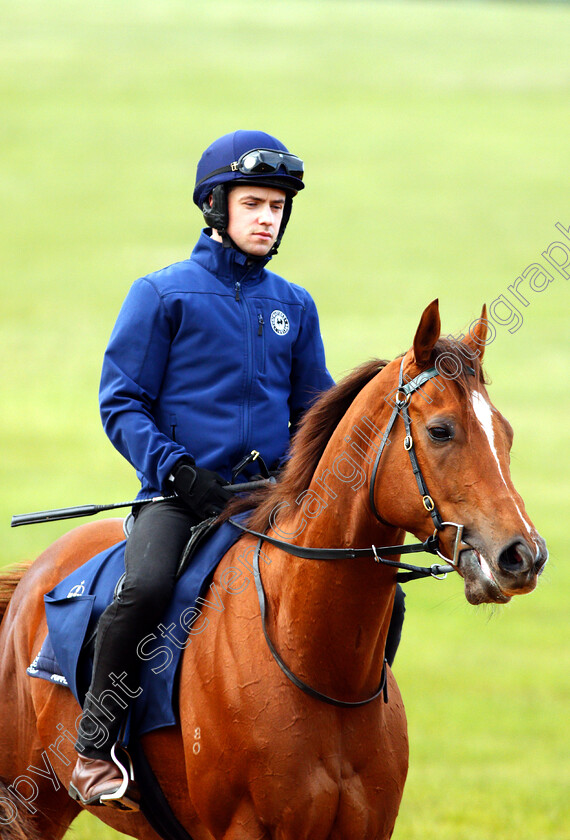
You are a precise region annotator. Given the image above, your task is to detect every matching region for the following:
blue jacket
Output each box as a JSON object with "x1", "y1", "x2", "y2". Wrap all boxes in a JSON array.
[{"x1": 99, "y1": 231, "x2": 334, "y2": 497}]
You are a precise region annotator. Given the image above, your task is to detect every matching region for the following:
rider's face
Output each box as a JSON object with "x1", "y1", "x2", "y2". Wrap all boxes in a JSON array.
[{"x1": 213, "y1": 185, "x2": 286, "y2": 256}]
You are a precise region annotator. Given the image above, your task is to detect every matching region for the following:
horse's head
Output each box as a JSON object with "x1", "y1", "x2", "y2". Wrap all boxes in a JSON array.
[{"x1": 371, "y1": 299, "x2": 548, "y2": 605}]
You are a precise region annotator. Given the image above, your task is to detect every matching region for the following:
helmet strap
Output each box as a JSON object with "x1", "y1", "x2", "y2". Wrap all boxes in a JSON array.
[{"x1": 201, "y1": 185, "x2": 230, "y2": 245}]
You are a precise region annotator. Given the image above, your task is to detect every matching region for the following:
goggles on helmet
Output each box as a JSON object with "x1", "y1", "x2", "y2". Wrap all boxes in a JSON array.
[
  {"x1": 196, "y1": 148, "x2": 304, "y2": 188},
  {"x1": 231, "y1": 148, "x2": 304, "y2": 179}
]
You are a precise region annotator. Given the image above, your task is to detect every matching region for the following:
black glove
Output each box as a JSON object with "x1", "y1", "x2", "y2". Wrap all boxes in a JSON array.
[{"x1": 169, "y1": 461, "x2": 232, "y2": 519}]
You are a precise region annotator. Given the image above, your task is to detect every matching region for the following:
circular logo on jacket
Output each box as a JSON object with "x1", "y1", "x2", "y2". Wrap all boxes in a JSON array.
[{"x1": 270, "y1": 310, "x2": 289, "y2": 335}]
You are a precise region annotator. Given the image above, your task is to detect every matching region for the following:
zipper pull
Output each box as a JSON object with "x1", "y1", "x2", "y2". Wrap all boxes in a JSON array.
[
  {"x1": 258, "y1": 313, "x2": 264, "y2": 336},
  {"x1": 234, "y1": 281, "x2": 241, "y2": 302}
]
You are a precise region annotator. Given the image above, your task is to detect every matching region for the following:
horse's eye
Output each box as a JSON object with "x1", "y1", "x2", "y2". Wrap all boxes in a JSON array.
[{"x1": 428, "y1": 424, "x2": 453, "y2": 442}]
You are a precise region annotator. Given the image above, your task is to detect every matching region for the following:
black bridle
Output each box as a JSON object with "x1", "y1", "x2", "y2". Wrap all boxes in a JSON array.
[
  {"x1": 368, "y1": 356, "x2": 475, "y2": 566},
  {"x1": 230, "y1": 358, "x2": 475, "y2": 708}
]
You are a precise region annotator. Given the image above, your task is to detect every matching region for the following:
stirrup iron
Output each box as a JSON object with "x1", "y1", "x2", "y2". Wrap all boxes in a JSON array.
[{"x1": 99, "y1": 743, "x2": 139, "y2": 811}]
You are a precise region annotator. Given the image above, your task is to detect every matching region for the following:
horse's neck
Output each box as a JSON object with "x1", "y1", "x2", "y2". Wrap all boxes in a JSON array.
[{"x1": 264, "y1": 476, "x2": 403, "y2": 701}]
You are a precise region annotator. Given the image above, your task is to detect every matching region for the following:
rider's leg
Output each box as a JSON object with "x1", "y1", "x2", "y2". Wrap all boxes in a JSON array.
[{"x1": 70, "y1": 498, "x2": 198, "y2": 805}]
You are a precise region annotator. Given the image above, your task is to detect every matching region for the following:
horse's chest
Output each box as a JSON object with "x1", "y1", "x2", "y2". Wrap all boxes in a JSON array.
[
  {"x1": 244, "y1": 747, "x2": 405, "y2": 839},
  {"x1": 186, "y1": 710, "x2": 406, "y2": 838}
]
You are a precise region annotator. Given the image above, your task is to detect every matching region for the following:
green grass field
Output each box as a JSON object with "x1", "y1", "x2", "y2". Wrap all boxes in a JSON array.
[{"x1": 1, "y1": 1, "x2": 569, "y2": 838}]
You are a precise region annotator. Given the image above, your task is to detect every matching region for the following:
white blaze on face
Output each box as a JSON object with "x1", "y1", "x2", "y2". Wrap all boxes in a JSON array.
[{"x1": 471, "y1": 391, "x2": 532, "y2": 537}]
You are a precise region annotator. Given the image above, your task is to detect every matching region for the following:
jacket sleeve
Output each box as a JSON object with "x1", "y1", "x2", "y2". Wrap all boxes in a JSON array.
[
  {"x1": 99, "y1": 277, "x2": 190, "y2": 492},
  {"x1": 289, "y1": 292, "x2": 335, "y2": 437}
]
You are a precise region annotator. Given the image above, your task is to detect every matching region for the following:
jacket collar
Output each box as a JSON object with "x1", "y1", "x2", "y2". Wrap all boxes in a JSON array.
[{"x1": 191, "y1": 229, "x2": 272, "y2": 285}]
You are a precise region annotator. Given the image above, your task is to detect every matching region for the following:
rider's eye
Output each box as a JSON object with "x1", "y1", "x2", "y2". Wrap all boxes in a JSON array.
[{"x1": 428, "y1": 424, "x2": 454, "y2": 442}]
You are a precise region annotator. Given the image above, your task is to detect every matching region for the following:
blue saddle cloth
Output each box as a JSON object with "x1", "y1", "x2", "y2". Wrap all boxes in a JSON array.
[{"x1": 27, "y1": 515, "x2": 247, "y2": 737}]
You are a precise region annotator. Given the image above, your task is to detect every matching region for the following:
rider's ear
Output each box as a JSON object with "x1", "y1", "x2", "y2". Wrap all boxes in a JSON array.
[
  {"x1": 462, "y1": 303, "x2": 488, "y2": 362},
  {"x1": 413, "y1": 299, "x2": 441, "y2": 367}
]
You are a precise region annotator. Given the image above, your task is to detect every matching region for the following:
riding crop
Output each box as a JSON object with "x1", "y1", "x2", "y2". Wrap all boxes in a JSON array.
[{"x1": 10, "y1": 479, "x2": 274, "y2": 527}]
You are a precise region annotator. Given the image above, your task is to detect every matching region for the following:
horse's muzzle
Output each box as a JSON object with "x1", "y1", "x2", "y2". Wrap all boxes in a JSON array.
[{"x1": 458, "y1": 533, "x2": 547, "y2": 605}]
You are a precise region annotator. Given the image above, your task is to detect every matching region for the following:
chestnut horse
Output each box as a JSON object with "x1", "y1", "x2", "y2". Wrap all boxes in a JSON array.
[{"x1": 0, "y1": 301, "x2": 547, "y2": 840}]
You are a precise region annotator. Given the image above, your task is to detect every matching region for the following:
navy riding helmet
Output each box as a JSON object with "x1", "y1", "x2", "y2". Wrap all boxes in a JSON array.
[{"x1": 193, "y1": 130, "x2": 305, "y2": 254}]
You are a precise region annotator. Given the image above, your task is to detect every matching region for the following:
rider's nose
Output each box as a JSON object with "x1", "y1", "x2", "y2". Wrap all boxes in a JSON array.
[{"x1": 258, "y1": 204, "x2": 272, "y2": 224}]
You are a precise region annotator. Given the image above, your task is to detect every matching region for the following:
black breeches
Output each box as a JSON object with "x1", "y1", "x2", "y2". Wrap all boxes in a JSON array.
[{"x1": 75, "y1": 498, "x2": 198, "y2": 759}]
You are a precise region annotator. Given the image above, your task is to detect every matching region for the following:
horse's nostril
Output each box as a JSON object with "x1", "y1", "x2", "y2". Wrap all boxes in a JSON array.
[
  {"x1": 534, "y1": 549, "x2": 548, "y2": 576},
  {"x1": 497, "y1": 541, "x2": 531, "y2": 575}
]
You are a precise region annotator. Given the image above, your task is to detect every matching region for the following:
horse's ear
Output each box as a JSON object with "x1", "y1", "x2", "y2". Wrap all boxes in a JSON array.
[
  {"x1": 413, "y1": 299, "x2": 441, "y2": 366},
  {"x1": 462, "y1": 303, "x2": 488, "y2": 362}
]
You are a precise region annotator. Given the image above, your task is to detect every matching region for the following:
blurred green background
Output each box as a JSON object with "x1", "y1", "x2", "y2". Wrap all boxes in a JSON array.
[{"x1": 1, "y1": 1, "x2": 568, "y2": 838}]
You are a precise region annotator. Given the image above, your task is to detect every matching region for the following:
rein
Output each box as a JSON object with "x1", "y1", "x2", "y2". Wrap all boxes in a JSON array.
[
  {"x1": 229, "y1": 359, "x2": 475, "y2": 708},
  {"x1": 229, "y1": 518, "x2": 454, "y2": 581},
  {"x1": 252, "y1": 538, "x2": 388, "y2": 708}
]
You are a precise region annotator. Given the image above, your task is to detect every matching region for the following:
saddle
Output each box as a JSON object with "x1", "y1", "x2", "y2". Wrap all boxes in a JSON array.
[{"x1": 28, "y1": 512, "x2": 248, "y2": 737}]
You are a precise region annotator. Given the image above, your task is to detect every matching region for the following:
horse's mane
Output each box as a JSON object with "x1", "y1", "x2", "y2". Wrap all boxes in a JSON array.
[{"x1": 224, "y1": 339, "x2": 485, "y2": 531}]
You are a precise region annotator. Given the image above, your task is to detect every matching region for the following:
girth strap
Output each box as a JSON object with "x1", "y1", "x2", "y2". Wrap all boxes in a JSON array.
[{"x1": 129, "y1": 741, "x2": 195, "y2": 840}]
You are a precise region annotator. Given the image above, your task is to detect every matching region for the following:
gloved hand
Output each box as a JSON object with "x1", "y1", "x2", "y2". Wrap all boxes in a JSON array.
[{"x1": 169, "y1": 460, "x2": 232, "y2": 519}]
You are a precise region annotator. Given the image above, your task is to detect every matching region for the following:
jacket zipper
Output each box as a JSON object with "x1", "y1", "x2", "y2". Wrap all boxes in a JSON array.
[
  {"x1": 233, "y1": 273, "x2": 254, "y2": 455},
  {"x1": 257, "y1": 312, "x2": 266, "y2": 375}
]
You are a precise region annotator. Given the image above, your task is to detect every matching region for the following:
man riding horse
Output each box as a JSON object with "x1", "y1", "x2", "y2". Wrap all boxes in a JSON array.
[{"x1": 69, "y1": 130, "x2": 407, "y2": 809}]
